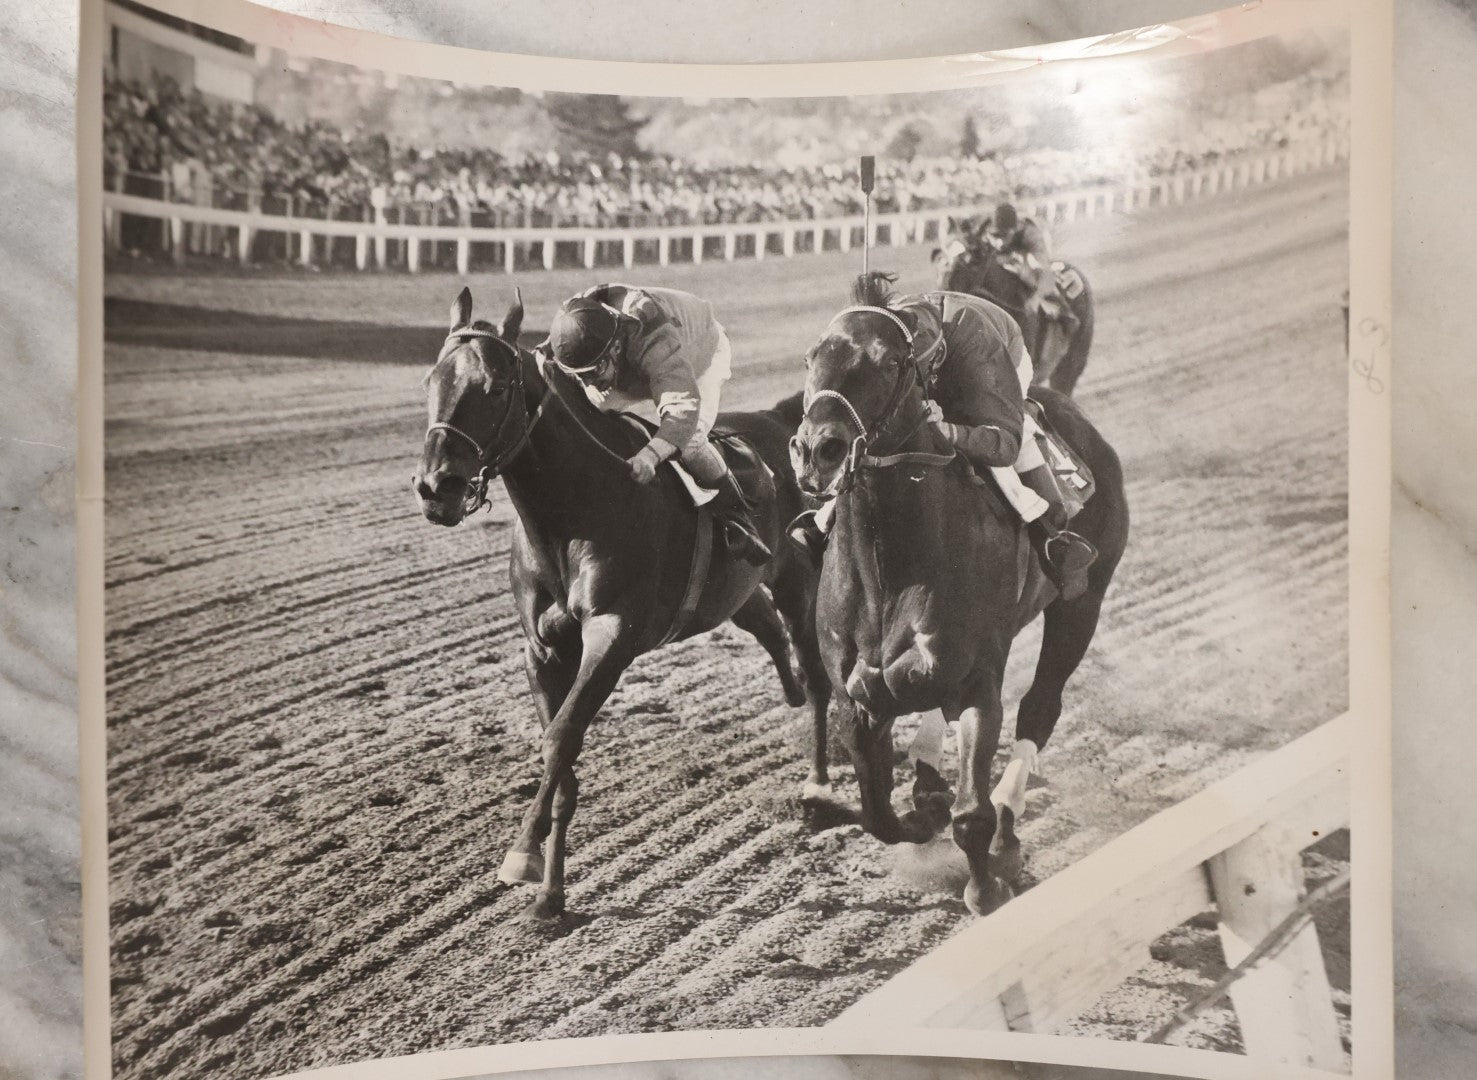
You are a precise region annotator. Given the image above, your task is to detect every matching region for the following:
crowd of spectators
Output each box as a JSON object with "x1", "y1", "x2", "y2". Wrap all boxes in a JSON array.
[{"x1": 104, "y1": 71, "x2": 1350, "y2": 230}]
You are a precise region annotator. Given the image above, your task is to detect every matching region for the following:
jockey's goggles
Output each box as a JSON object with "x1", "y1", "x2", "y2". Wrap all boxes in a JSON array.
[{"x1": 545, "y1": 297, "x2": 629, "y2": 380}]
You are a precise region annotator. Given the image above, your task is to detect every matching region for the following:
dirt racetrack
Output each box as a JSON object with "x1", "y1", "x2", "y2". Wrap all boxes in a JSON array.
[{"x1": 103, "y1": 169, "x2": 1350, "y2": 1080}]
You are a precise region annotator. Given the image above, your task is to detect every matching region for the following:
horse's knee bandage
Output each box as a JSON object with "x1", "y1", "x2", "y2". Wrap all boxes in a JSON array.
[
  {"x1": 990, "y1": 739, "x2": 1037, "y2": 818},
  {"x1": 1010, "y1": 738, "x2": 1039, "y2": 773},
  {"x1": 906, "y1": 710, "x2": 948, "y2": 772}
]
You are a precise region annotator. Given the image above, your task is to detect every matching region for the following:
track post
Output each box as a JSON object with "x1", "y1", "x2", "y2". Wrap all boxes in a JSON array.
[
  {"x1": 859, "y1": 155, "x2": 875, "y2": 277},
  {"x1": 1207, "y1": 824, "x2": 1344, "y2": 1070}
]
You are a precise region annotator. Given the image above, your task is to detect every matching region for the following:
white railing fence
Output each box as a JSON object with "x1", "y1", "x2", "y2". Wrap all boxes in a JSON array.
[
  {"x1": 103, "y1": 136, "x2": 1348, "y2": 275},
  {"x1": 828, "y1": 713, "x2": 1352, "y2": 1076}
]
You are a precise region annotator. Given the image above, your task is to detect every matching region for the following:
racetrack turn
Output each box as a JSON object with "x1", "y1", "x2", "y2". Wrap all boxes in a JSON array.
[{"x1": 103, "y1": 169, "x2": 1350, "y2": 1080}]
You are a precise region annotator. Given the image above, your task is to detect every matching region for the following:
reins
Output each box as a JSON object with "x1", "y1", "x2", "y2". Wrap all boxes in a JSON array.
[
  {"x1": 530, "y1": 351, "x2": 646, "y2": 472},
  {"x1": 424, "y1": 329, "x2": 641, "y2": 516},
  {"x1": 425, "y1": 328, "x2": 552, "y2": 514},
  {"x1": 803, "y1": 304, "x2": 950, "y2": 495}
]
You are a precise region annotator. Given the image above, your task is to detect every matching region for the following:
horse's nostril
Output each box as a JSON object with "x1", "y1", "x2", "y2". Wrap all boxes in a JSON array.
[
  {"x1": 815, "y1": 437, "x2": 847, "y2": 466},
  {"x1": 417, "y1": 469, "x2": 466, "y2": 501}
]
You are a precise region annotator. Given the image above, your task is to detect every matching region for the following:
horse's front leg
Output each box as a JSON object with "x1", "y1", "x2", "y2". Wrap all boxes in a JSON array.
[
  {"x1": 908, "y1": 709, "x2": 955, "y2": 833},
  {"x1": 501, "y1": 613, "x2": 635, "y2": 922},
  {"x1": 841, "y1": 701, "x2": 934, "y2": 845},
  {"x1": 495, "y1": 641, "x2": 578, "y2": 887},
  {"x1": 952, "y1": 684, "x2": 1013, "y2": 916}
]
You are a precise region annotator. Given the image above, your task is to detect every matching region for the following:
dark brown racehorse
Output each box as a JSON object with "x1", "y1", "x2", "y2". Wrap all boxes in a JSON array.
[
  {"x1": 932, "y1": 217, "x2": 1096, "y2": 397},
  {"x1": 788, "y1": 273, "x2": 1129, "y2": 915},
  {"x1": 415, "y1": 287, "x2": 830, "y2": 922}
]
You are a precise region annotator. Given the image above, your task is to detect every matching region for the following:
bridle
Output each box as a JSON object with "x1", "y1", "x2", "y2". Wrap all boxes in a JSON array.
[
  {"x1": 424, "y1": 328, "x2": 553, "y2": 514},
  {"x1": 423, "y1": 327, "x2": 643, "y2": 516},
  {"x1": 802, "y1": 304, "x2": 946, "y2": 485}
]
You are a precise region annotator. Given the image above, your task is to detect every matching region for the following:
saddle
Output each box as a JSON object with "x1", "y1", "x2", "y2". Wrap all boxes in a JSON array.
[
  {"x1": 1025, "y1": 396, "x2": 1095, "y2": 520},
  {"x1": 615, "y1": 413, "x2": 772, "y2": 508},
  {"x1": 1053, "y1": 262, "x2": 1087, "y2": 301},
  {"x1": 617, "y1": 413, "x2": 773, "y2": 649}
]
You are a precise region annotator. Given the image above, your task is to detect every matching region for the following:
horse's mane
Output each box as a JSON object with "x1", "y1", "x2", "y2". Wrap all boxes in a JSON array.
[
  {"x1": 847, "y1": 271, "x2": 928, "y2": 342},
  {"x1": 850, "y1": 271, "x2": 902, "y2": 311}
]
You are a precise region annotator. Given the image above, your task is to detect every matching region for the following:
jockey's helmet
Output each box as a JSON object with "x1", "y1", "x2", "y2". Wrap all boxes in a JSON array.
[
  {"x1": 988, "y1": 202, "x2": 1018, "y2": 244},
  {"x1": 547, "y1": 297, "x2": 623, "y2": 379}
]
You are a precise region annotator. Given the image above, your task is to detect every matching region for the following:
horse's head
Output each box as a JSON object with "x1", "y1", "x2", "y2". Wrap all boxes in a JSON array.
[
  {"x1": 931, "y1": 216, "x2": 991, "y2": 294},
  {"x1": 413, "y1": 286, "x2": 527, "y2": 527},
  {"x1": 789, "y1": 271, "x2": 927, "y2": 498}
]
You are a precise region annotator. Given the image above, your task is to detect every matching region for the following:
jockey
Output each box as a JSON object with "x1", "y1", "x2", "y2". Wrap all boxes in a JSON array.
[
  {"x1": 985, "y1": 202, "x2": 1076, "y2": 332},
  {"x1": 790, "y1": 287, "x2": 1097, "y2": 598},
  {"x1": 539, "y1": 283, "x2": 772, "y2": 566}
]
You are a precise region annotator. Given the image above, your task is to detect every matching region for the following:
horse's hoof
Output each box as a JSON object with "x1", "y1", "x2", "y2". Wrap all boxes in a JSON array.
[
  {"x1": 912, "y1": 760, "x2": 951, "y2": 797},
  {"x1": 964, "y1": 875, "x2": 1014, "y2": 916},
  {"x1": 522, "y1": 891, "x2": 566, "y2": 924},
  {"x1": 801, "y1": 780, "x2": 833, "y2": 803},
  {"x1": 897, "y1": 809, "x2": 946, "y2": 844},
  {"x1": 988, "y1": 806, "x2": 1025, "y2": 881},
  {"x1": 912, "y1": 790, "x2": 954, "y2": 824},
  {"x1": 989, "y1": 838, "x2": 1025, "y2": 883},
  {"x1": 497, "y1": 848, "x2": 544, "y2": 885}
]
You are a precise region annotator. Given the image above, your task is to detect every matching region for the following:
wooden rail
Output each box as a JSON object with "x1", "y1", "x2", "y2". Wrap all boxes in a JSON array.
[
  {"x1": 102, "y1": 137, "x2": 1348, "y2": 273},
  {"x1": 829, "y1": 713, "x2": 1352, "y2": 1075}
]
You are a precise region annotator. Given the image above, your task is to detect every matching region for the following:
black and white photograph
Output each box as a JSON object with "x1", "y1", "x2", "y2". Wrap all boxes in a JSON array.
[{"x1": 92, "y1": 0, "x2": 1360, "y2": 1077}]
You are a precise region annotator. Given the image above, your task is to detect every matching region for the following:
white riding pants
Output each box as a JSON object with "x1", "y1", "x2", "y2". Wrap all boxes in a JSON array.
[
  {"x1": 678, "y1": 324, "x2": 733, "y2": 485},
  {"x1": 988, "y1": 349, "x2": 1049, "y2": 522}
]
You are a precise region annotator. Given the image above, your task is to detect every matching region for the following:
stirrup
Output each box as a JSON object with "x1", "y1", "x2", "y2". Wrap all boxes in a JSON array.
[
  {"x1": 721, "y1": 520, "x2": 772, "y2": 566},
  {"x1": 1042, "y1": 529, "x2": 1096, "y2": 600},
  {"x1": 786, "y1": 510, "x2": 826, "y2": 567},
  {"x1": 1044, "y1": 529, "x2": 1096, "y2": 574}
]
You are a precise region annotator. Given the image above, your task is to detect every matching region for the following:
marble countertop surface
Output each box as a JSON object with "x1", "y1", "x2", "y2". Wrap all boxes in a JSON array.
[{"x1": 2, "y1": 1, "x2": 1473, "y2": 1078}]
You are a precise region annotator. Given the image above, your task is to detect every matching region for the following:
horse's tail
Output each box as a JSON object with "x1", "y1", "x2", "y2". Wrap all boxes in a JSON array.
[
  {"x1": 1052, "y1": 271, "x2": 1095, "y2": 398},
  {"x1": 769, "y1": 390, "x2": 805, "y2": 432}
]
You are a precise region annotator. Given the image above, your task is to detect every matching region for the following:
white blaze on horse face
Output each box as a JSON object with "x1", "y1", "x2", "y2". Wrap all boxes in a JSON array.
[{"x1": 990, "y1": 738, "x2": 1038, "y2": 819}]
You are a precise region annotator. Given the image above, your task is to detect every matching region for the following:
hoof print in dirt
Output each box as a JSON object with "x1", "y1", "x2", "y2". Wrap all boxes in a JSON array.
[
  {"x1": 219, "y1": 824, "x2": 255, "y2": 845},
  {"x1": 518, "y1": 895, "x2": 572, "y2": 929}
]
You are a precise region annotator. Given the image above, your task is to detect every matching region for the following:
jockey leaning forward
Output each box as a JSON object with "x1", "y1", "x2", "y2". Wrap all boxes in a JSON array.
[
  {"x1": 790, "y1": 281, "x2": 1098, "y2": 598},
  {"x1": 985, "y1": 202, "x2": 1078, "y2": 334},
  {"x1": 538, "y1": 283, "x2": 772, "y2": 566}
]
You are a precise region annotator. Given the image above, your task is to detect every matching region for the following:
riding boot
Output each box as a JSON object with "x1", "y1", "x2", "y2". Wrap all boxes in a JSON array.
[
  {"x1": 786, "y1": 508, "x2": 827, "y2": 569},
  {"x1": 710, "y1": 470, "x2": 773, "y2": 566},
  {"x1": 1019, "y1": 464, "x2": 1097, "y2": 600}
]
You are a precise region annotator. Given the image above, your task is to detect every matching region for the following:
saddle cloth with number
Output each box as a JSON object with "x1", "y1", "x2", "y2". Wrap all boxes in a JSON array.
[{"x1": 1025, "y1": 396, "x2": 1094, "y2": 518}]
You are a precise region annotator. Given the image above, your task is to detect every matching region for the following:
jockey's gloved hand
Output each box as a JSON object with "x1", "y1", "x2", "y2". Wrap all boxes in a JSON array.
[{"x1": 627, "y1": 441, "x2": 672, "y2": 485}]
